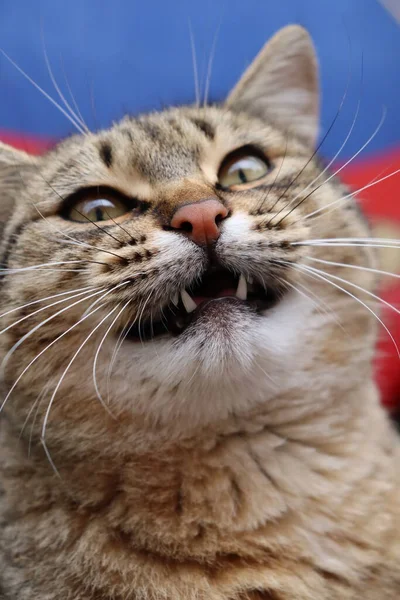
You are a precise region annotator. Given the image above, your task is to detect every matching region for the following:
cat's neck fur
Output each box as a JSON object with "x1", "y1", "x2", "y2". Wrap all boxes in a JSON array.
[{"x1": 3, "y1": 378, "x2": 399, "y2": 599}]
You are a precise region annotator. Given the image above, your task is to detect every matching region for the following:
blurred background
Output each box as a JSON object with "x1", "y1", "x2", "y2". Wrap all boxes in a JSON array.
[{"x1": 0, "y1": 0, "x2": 399, "y2": 408}]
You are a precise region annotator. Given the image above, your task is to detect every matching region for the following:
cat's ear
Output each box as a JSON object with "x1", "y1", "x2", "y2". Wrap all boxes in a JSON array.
[
  {"x1": 0, "y1": 142, "x2": 38, "y2": 238},
  {"x1": 0, "y1": 142, "x2": 36, "y2": 168},
  {"x1": 226, "y1": 25, "x2": 319, "y2": 148}
]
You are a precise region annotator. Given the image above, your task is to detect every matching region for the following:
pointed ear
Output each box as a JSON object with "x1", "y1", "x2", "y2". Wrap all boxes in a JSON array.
[
  {"x1": 0, "y1": 142, "x2": 36, "y2": 167},
  {"x1": 226, "y1": 25, "x2": 319, "y2": 147},
  {"x1": 0, "y1": 142, "x2": 38, "y2": 239}
]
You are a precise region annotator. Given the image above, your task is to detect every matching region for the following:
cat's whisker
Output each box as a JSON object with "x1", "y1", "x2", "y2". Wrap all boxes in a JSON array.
[
  {"x1": 106, "y1": 310, "x2": 135, "y2": 404},
  {"x1": 301, "y1": 262, "x2": 400, "y2": 317},
  {"x1": 188, "y1": 19, "x2": 200, "y2": 108},
  {"x1": 103, "y1": 209, "x2": 137, "y2": 243},
  {"x1": 41, "y1": 438, "x2": 63, "y2": 480},
  {"x1": 277, "y1": 107, "x2": 388, "y2": 226},
  {"x1": 255, "y1": 134, "x2": 289, "y2": 214},
  {"x1": 0, "y1": 287, "x2": 99, "y2": 337},
  {"x1": 2, "y1": 268, "x2": 86, "y2": 274},
  {"x1": 263, "y1": 92, "x2": 362, "y2": 218},
  {"x1": 0, "y1": 48, "x2": 86, "y2": 135},
  {"x1": 92, "y1": 299, "x2": 132, "y2": 412},
  {"x1": 265, "y1": 59, "x2": 353, "y2": 224},
  {"x1": 81, "y1": 280, "x2": 130, "y2": 317},
  {"x1": 19, "y1": 381, "x2": 51, "y2": 442},
  {"x1": 303, "y1": 162, "x2": 400, "y2": 220},
  {"x1": 293, "y1": 241, "x2": 400, "y2": 250},
  {"x1": 294, "y1": 237, "x2": 400, "y2": 246},
  {"x1": 0, "y1": 285, "x2": 94, "y2": 321},
  {"x1": 25, "y1": 179, "x2": 127, "y2": 261},
  {"x1": 73, "y1": 207, "x2": 124, "y2": 245},
  {"x1": 310, "y1": 106, "x2": 385, "y2": 194},
  {"x1": 276, "y1": 107, "x2": 387, "y2": 225},
  {"x1": 284, "y1": 279, "x2": 345, "y2": 333},
  {"x1": 40, "y1": 303, "x2": 123, "y2": 472},
  {"x1": 40, "y1": 28, "x2": 89, "y2": 133},
  {"x1": 305, "y1": 256, "x2": 400, "y2": 281},
  {"x1": 203, "y1": 17, "x2": 222, "y2": 107},
  {"x1": 0, "y1": 296, "x2": 108, "y2": 414},
  {"x1": 54, "y1": 238, "x2": 126, "y2": 261},
  {"x1": 289, "y1": 261, "x2": 400, "y2": 358},
  {"x1": 60, "y1": 55, "x2": 89, "y2": 134},
  {"x1": 137, "y1": 290, "x2": 156, "y2": 346},
  {"x1": 0, "y1": 260, "x2": 87, "y2": 273},
  {"x1": 0, "y1": 287, "x2": 109, "y2": 387},
  {"x1": 28, "y1": 381, "x2": 53, "y2": 457}
]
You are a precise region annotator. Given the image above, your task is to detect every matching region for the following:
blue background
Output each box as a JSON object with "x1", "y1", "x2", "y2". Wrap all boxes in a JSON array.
[{"x1": 0, "y1": 0, "x2": 399, "y2": 159}]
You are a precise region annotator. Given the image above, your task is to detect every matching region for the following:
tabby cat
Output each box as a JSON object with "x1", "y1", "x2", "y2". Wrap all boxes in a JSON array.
[{"x1": 0, "y1": 25, "x2": 399, "y2": 600}]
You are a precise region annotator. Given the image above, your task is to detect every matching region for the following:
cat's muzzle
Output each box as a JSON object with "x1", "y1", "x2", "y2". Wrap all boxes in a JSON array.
[{"x1": 124, "y1": 267, "x2": 281, "y2": 342}]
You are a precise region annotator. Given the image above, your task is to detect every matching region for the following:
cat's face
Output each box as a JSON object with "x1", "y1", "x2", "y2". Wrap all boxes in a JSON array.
[{"x1": 0, "y1": 26, "x2": 375, "y2": 448}]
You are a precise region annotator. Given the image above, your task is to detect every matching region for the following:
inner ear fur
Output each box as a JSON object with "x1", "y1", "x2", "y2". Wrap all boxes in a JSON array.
[{"x1": 226, "y1": 25, "x2": 319, "y2": 148}]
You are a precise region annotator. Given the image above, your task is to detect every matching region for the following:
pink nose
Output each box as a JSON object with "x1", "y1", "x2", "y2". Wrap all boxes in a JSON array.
[{"x1": 170, "y1": 199, "x2": 228, "y2": 246}]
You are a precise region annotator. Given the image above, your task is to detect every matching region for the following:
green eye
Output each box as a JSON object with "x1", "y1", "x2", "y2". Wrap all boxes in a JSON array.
[
  {"x1": 67, "y1": 196, "x2": 130, "y2": 223},
  {"x1": 218, "y1": 150, "x2": 272, "y2": 189}
]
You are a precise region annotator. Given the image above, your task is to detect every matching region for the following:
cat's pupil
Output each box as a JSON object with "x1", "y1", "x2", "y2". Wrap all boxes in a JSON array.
[
  {"x1": 238, "y1": 168, "x2": 247, "y2": 183},
  {"x1": 95, "y1": 207, "x2": 105, "y2": 221}
]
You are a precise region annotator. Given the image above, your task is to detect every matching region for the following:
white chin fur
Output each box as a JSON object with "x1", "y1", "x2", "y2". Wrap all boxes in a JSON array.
[{"x1": 103, "y1": 290, "x2": 315, "y2": 434}]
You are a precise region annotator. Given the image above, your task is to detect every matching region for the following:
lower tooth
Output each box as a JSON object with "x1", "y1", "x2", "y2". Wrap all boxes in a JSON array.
[
  {"x1": 236, "y1": 273, "x2": 248, "y2": 300},
  {"x1": 181, "y1": 289, "x2": 197, "y2": 313}
]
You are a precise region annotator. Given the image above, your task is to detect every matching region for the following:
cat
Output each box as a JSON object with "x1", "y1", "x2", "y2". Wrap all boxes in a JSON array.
[{"x1": 0, "y1": 24, "x2": 399, "y2": 600}]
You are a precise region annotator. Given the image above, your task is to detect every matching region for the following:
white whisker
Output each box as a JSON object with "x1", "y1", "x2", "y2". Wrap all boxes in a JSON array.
[
  {"x1": 306, "y1": 256, "x2": 400, "y2": 281},
  {"x1": 19, "y1": 380, "x2": 52, "y2": 443},
  {"x1": 203, "y1": 18, "x2": 222, "y2": 107},
  {"x1": 273, "y1": 107, "x2": 388, "y2": 226},
  {"x1": 0, "y1": 298, "x2": 107, "y2": 413},
  {"x1": 41, "y1": 29, "x2": 89, "y2": 133},
  {"x1": 294, "y1": 237, "x2": 400, "y2": 246},
  {"x1": 92, "y1": 299, "x2": 131, "y2": 412},
  {"x1": 0, "y1": 287, "x2": 108, "y2": 382},
  {"x1": 0, "y1": 287, "x2": 98, "y2": 337},
  {"x1": 62, "y1": 62, "x2": 89, "y2": 132},
  {"x1": 0, "y1": 260, "x2": 88, "y2": 273},
  {"x1": 0, "y1": 49, "x2": 86, "y2": 134},
  {"x1": 303, "y1": 263, "x2": 400, "y2": 317},
  {"x1": 276, "y1": 96, "x2": 363, "y2": 213},
  {"x1": 318, "y1": 106, "x2": 386, "y2": 188},
  {"x1": 188, "y1": 19, "x2": 200, "y2": 108},
  {"x1": 304, "y1": 163, "x2": 400, "y2": 220},
  {"x1": 2, "y1": 268, "x2": 86, "y2": 273},
  {"x1": 292, "y1": 262, "x2": 400, "y2": 358},
  {"x1": 284, "y1": 279, "x2": 345, "y2": 333},
  {"x1": 137, "y1": 290, "x2": 155, "y2": 345},
  {"x1": 81, "y1": 280, "x2": 130, "y2": 317},
  {"x1": 26, "y1": 198, "x2": 123, "y2": 263},
  {"x1": 293, "y1": 241, "x2": 400, "y2": 250},
  {"x1": 106, "y1": 310, "x2": 134, "y2": 404},
  {"x1": 0, "y1": 285, "x2": 94, "y2": 321},
  {"x1": 40, "y1": 304, "x2": 122, "y2": 464}
]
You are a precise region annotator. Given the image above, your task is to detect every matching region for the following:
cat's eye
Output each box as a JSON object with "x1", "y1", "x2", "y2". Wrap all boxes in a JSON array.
[
  {"x1": 218, "y1": 148, "x2": 272, "y2": 189},
  {"x1": 65, "y1": 194, "x2": 131, "y2": 223}
]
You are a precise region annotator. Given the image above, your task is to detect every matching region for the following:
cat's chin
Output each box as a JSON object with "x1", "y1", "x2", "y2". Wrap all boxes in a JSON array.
[{"x1": 110, "y1": 290, "x2": 312, "y2": 423}]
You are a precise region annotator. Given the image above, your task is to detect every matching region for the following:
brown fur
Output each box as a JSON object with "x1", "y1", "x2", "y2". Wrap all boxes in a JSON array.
[{"x1": 0, "y1": 25, "x2": 399, "y2": 599}]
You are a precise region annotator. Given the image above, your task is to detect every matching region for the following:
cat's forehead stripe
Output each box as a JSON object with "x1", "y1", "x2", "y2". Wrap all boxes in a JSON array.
[
  {"x1": 189, "y1": 118, "x2": 215, "y2": 140},
  {"x1": 99, "y1": 142, "x2": 113, "y2": 169}
]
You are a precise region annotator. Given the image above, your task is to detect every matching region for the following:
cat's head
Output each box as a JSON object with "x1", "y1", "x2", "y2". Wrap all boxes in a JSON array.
[{"x1": 0, "y1": 26, "x2": 376, "y2": 449}]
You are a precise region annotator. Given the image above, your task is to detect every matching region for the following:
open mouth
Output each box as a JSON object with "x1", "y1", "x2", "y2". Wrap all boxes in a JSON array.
[{"x1": 125, "y1": 267, "x2": 281, "y2": 341}]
